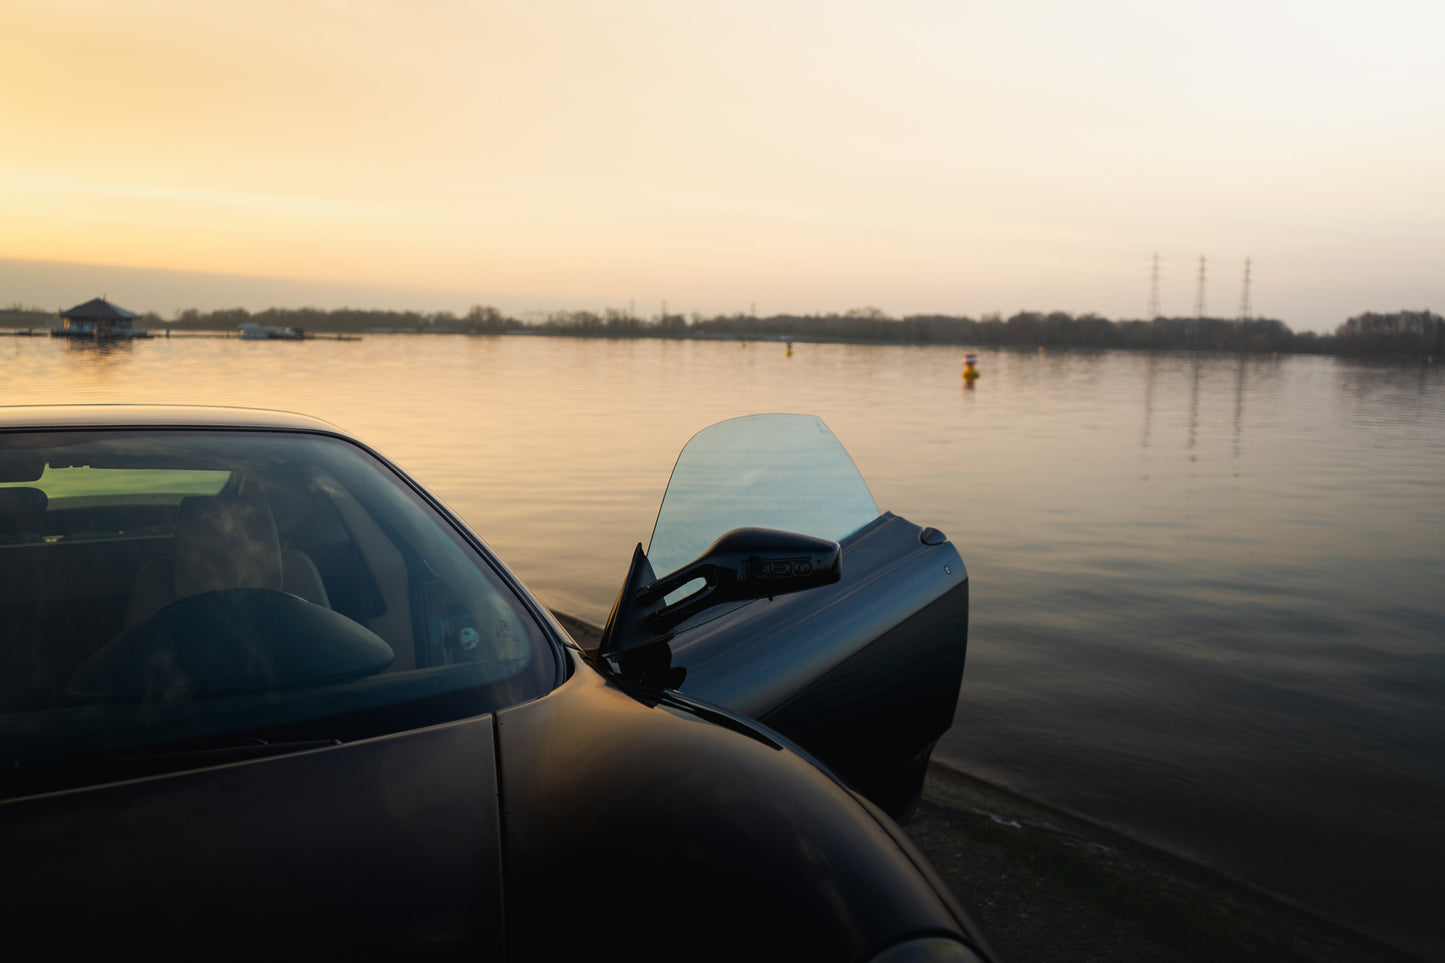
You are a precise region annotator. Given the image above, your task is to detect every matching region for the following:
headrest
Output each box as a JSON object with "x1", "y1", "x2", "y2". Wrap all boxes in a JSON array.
[
  {"x1": 0, "y1": 487, "x2": 47, "y2": 536},
  {"x1": 173, "y1": 494, "x2": 283, "y2": 600}
]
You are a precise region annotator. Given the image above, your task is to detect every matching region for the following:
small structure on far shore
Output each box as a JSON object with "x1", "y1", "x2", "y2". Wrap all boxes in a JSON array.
[
  {"x1": 240, "y1": 322, "x2": 304, "y2": 341},
  {"x1": 52, "y1": 298, "x2": 148, "y2": 339}
]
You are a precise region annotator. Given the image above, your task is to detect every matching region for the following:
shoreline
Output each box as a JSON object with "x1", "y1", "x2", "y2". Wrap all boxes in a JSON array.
[
  {"x1": 911, "y1": 765, "x2": 1416, "y2": 962},
  {"x1": 549, "y1": 611, "x2": 1420, "y2": 961},
  {"x1": 6, "y1": 321, "x2": 1438, "y2": 362}
]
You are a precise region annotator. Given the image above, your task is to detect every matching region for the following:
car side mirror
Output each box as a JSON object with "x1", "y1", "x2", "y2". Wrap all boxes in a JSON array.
[{"x1": 598, "y1": 527, "x2": 842, "y2": 664}]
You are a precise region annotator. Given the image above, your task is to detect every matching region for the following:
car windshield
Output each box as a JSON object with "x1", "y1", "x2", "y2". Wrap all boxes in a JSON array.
[{"x1": 0, "y1": 428, "x2": 554, "y2": 783}]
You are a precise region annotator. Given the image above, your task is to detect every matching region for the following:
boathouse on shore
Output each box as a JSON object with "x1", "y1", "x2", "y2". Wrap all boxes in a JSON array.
[{"x1": 53, "y1": 298, "x2": 144, "y2": 338}]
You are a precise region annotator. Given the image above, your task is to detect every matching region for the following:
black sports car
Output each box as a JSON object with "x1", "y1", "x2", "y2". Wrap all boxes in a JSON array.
[{"x1": 0, "y1": 406, "x2": 986, "y2": 961}]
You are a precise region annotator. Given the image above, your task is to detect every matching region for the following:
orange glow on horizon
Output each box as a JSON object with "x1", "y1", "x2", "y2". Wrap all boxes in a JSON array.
[{"x1": 3, "y1": 0, "x2": 1442, "y2": 330}]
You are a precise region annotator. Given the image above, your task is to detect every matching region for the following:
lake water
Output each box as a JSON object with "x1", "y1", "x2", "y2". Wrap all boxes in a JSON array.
[{"x1": 6, "y1": 332, "x2": 1443, "y2": 958}]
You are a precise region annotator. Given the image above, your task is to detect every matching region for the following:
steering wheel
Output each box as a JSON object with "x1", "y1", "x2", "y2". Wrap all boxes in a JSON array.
[{"x1": 69, "y1": 589, "x2": 394, "y2": 701}]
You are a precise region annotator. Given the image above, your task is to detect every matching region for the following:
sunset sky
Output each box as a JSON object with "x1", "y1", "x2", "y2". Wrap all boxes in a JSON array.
[{"x1": 3, "y1": 0, "x2": 1441, "y2": 332}]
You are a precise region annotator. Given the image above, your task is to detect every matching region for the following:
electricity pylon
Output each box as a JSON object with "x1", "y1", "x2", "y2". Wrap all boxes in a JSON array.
[
  {"x1": 1194, "y1": 256, "x2": 1207, "y2": 320},
  {"x1": 1148, "y1": 253, "x2": 1161, "y2": 320},
  {"x1": 1237, "y1": 258, "x2": 1253, "y2": 322}
]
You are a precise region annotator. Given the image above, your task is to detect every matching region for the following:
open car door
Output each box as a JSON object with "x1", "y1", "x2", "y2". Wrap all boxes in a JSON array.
[{"x1": 598, "y1": 414, "x2": 968, "y2": 817}]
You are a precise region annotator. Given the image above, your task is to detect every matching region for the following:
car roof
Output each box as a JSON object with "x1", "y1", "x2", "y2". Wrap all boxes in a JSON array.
[{"x1": 0, "y1": 405, "x2": 347, "y2": 434}]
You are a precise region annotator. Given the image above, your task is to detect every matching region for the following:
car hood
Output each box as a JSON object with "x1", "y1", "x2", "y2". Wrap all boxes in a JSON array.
[{"x1": 494, "y1": 650, "x2": 978, "y2": 959}]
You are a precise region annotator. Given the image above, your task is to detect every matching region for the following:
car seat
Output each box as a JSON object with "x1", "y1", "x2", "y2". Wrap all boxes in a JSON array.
[{"x1": 124, "y1": 493, "x2": 330, "y2": 629}]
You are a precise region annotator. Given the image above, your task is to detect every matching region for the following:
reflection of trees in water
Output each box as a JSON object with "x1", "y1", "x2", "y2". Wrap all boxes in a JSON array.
[{"x1": 1335, "y1": 357, "x2": 1445, "y2": 428}]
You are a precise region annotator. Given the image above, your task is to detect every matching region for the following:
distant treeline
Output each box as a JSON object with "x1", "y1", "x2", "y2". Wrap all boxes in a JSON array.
[
  {"x1": 692, "y1": 309, "x2": 1313, "y2": 353},
  {"x1": 1330, "y1": 310, "x2": 1445, "y2": 357},
  {"x1": 532, "y1": 306, "x2": 1443, "y2": 356},
  {"x1": 165, "y1": 305, "x2": 511, "y2": 335},
  {"x1": 0, "y1": 306, "x2": 50, "y2": 329},
  {"x1": 4, "y1": 301, "x2": 1441, "y2": 357}
]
